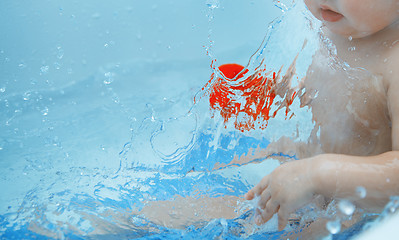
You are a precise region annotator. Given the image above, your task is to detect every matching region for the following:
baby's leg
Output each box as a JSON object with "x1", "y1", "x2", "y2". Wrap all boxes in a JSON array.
[{"x1": 135, "y1": 195, "x2": 245, "y2": 229}]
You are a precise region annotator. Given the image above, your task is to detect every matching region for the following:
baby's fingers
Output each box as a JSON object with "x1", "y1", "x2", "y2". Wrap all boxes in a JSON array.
[
  {"x1": 258, "y1": 189, "x2": 271, "y2": 209},
  {"x1": 258, "y1": 200, "x2": 279, "y2": 225},
  {"x1": 245, "y1": 176, "x2": 269, "y2": 200},
  {"x1": 277, "y1": 207, "x2": 289, "y2": 231}
]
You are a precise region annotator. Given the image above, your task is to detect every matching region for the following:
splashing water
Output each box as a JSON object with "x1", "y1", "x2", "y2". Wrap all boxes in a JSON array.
[
  {"x1": 196, "y1": 0, "x2": 320, "y2": 135},
  {"x1": 0, "y1": 1, "x2": 321, "y2": 238},
  {"x1": 1, "y1": 0, "x2": 391, "y2": 239}
]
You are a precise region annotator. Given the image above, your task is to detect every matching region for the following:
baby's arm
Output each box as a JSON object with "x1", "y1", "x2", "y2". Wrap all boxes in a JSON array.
[{"x1": 245, "y1": 152, "x2": 399, "y2": 230}]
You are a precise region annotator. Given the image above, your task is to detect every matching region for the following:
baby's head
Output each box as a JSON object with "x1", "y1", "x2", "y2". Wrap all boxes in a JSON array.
[{"x1": 304, "y1": 0, "x2": 399, "y2": 38}]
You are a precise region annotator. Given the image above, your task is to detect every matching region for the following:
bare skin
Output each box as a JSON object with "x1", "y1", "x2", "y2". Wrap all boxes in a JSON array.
[{"x1": 246, "y1": 0, "x2": 399, "y2": 231}]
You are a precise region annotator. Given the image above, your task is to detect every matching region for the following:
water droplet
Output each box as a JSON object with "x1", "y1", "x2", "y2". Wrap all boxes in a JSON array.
[
  {"x1": 0, "y1": 87, "x2": 5, "y2": 93},
  {"x1": 206, "y1": 0, "x2": 220, "y2": 9},
  {"x1": 30, "y1": 78, "x2": 37, "y2": 85},
  {"x1": 348, "y1": 46, "x2": 356, "y2": 51},
  {"x1": 348, "y1": 36, "x2": 353, "y2": 41},
  {"x1": 23, "y1": 91, "x2": 31, "y2": 101},
  {"x1": 112, "y1": 95, "x2": 120, "y2": 104},
  {"x1": 356, "y1": 186, "x2": 367, "y2": 198},
  {"x1": 40, "y1": 65, "x2": 49, "y2": 74},
  {"x1": 326, "y1": 220, "x2": 341, "y2": 234},
  {"x1": 338, "y1": 199, "x2": 355, "y2": 215},
  {"x1": 41, "y1": 107, "x2": 49, "y2": 116},
  {"x1": 387, "y1": 178, "x2": 391, "y2": 183},
  {"x1": 18, "y1": 62, "x2": 27, "y2": 69},
  {"x1": 54, "y1": 62, "x2": 61, "y2": 70},
  {"x1": 56, "y1": 46, "x2": 64, "y2": 59},
  {"x1": 383, "y1": 58, "x2": 388, "y2": 63},
  {"x1": 104, "y1": 72, "x2": 114, "y2": 84}
]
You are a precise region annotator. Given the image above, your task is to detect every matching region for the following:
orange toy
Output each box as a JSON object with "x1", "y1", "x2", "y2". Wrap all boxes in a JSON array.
[{"x1": 207, "y1": 63, "x2": 296, "y2": 132}]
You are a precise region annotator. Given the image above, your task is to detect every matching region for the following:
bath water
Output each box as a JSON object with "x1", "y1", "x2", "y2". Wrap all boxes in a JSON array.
[{"x1": 0, "y1": 0, "x2": 394, "y2": 239}]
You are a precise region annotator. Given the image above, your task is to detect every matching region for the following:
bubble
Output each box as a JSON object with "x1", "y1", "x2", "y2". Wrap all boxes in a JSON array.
[
  {"x1": 0, "y1": 87, "x2": 5, "y2": 93},
  {"x1": 355, "y1": 186, "x2": 367, "y2": 198},
  {"x1": 326, "y1": 220, "x2": 341, "y2": 234},
  {"x1": 338, "y1": 199, "x2": 355, "y2": 216}
]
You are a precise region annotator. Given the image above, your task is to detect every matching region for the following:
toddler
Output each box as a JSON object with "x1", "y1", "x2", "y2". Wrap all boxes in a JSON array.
[{"x1": 245, "y1": 0, "x2": 399, "y2": 232}]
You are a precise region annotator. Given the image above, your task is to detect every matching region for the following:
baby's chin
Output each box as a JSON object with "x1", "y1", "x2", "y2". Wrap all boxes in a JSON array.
[{"x1": 324, "y1": 23, "x2": 373, "y2": 39}]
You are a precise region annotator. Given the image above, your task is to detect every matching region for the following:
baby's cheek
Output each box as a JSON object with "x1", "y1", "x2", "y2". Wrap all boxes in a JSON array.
[
  {"x1": 303, "y1": 0, "x2": 320, "y2": 20},
  {"x1": 303, "y1": 0, "x2": 312, "y2": 8},
  {"x1": 344, "y1": 0, "x2": 396, "y2": 33}
]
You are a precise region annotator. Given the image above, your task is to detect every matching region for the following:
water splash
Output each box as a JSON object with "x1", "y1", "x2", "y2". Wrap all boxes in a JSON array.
[{"x1": 1, "y1": 1, "x2": 381, "y2": 239}]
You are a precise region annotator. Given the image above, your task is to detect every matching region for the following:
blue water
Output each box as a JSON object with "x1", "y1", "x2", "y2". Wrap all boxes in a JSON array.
[{"x1": 0, "y1": 0, "x2": 385, "y2": 239}]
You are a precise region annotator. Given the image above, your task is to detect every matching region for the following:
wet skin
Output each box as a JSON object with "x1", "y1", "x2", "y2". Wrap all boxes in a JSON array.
[{"x1": 246, "y1": 0, "x2": 399, "y2": 231}]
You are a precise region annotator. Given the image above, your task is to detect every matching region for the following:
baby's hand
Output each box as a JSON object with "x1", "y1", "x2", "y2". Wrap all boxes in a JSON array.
[{"x1": 245, "y1": 159, "x2": 317, "y2": 231}]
